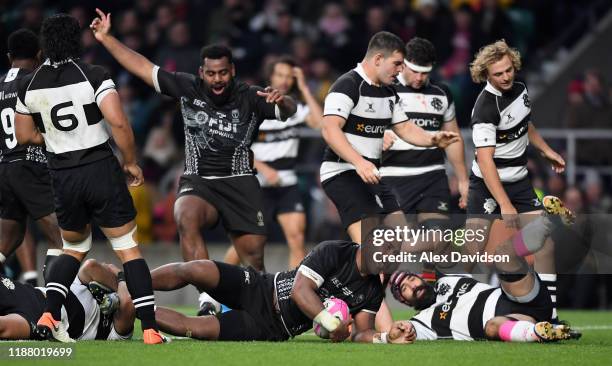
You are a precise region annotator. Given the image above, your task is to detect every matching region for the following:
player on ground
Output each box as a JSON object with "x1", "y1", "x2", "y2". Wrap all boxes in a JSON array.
[
  {"x1": 0, "y1": 259, "x2": 135, "y2": 341},
  {"x1": 14, "y1": 14, "x2": 164, "y2": 343},
  {"x1": 381, "y1": 37, "x2": 468, "y2": 277},
  {"x1": 0, "y1": 29, "x2": 62, "y2": 284},
  {"x1": 150, "y1": 240, "x2": 411, "y2": 344},
  {"x1": 226, "y1": 56, "x2": 323, "y2": 269},
  {"x1": 463, "y1": 40, "x2": 565, "y2": 320},
  {"x1": 90, "y1": 9, "x2": 296, "y2": 315},
  {"x1": 320, "y1": 31, "x2": 458, "y2": 330},
  {"x1": 388, "y1": 196, "x2": 576, "y2": 343}
]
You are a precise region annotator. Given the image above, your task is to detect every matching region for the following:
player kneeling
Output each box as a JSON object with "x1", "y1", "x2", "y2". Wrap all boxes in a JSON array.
[{"x1": 0, "y1": 259, "x2": 134, "y2": 341}]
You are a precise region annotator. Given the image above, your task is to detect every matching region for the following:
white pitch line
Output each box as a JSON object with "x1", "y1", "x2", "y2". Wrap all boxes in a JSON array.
[{"x1": 573, "y1": 325, "x2": 612, "y2": 330}]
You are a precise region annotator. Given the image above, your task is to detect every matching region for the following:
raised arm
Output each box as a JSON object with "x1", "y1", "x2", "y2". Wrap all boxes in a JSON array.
[
  {"x1": 294, "y1": 67, "x2": 323, "y2": 128},
  {"x1": 90, "y1": 9, "x2": 155, "y2": 88}
]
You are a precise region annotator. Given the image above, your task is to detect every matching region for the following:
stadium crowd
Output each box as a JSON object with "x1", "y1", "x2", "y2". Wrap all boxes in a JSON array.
[{"x1": 0, "y1": 0, "x2": 611, "y2": 312}]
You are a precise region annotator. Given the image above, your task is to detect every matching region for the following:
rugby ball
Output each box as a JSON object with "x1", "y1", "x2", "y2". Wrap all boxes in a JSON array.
[{"x1": 313, "y1": 298, "x2": 350, "y2": 339}]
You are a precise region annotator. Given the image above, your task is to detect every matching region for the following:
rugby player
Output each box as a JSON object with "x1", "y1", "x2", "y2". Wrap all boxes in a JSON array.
[
  {"x1": 0, "y1": 29, "x2": 63, "y2": 284},
  {"x1": 15, "y1": 14, "x2": 163, "y2": 343},
  {"x1": 389, "y1": 196, "x2": 577, "y2": 343},
  {"x1": 149, "y1": 240, "x2": 411, "y2": 344},
  {"x1": 90, "y1": 9, "x2": 296, "y2": 316},
  {"x1": 464, "y1": 40, "x2": 565, "y2": 320},
  {"x1": 225, "y1": 56, "x2": 323, "y2": 269},
  {"x1": 0, "y1": 259, "x2": 134, "y2": 341}
]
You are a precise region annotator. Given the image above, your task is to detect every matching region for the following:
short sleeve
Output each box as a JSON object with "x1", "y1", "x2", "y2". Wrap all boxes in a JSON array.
[
  {"x1": 249, "y1": 86, "x2": 279, "y2": 120},
  {"x1": 391, "y1": 95, "x2": 408, "y2": 124},
  {"x1": 323, "y1": 74, "x2": 359, "y2": 119},
  {"x1": 440, "y1": 84, "x2": 456, "y2": 122},
  {"x1": 15, "y1": 74, "x2": 33, "y2": 114},
  {"x1": 84, "y1": 64, "x2": 116, "y2": 107},
  {"x1": 297, "y1": 242, "x2": 341, "y2": 288},
  {"x1": 152, "y1": 65, "x2": 197, "y2": 99},
  {"x1": 360, "y1": 281, "x2": 384, "y2": 314},
  {"x1": 470, "y1": 94, "x2": 499, "y2": 147}
]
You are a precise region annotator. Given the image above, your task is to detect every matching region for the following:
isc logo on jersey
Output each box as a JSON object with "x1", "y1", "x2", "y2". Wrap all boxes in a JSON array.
[{"x1": 355, "y1": 123, "x2": 385, "y2": 135}]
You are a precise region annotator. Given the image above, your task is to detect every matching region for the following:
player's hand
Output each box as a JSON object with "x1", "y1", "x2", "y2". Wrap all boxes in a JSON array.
[
  {"x1": 432, "y1": 131, "x2": 460, "y2": 148},
  {"x1": 501, "y1": 203, "x2": 520, "y2": 229},
  {"x1": 90, "y1": 8, "x2": 112, "y2": 42},
  {"x1": 329, "y1": 320, "x2": 351, "y2": 342},
  {"x1": 123, "y1": 163, "x2": 144, "y2": 187},
  {"x1": 257, "y1": 87, "x2": 285, "y2": 104},
  {"x1": 458, "y1": 178, "x2": 469, "y2": 209},
  {"x1": 388, "y1": 321, "x2": 416, "y2": 344},
  {"x1": 293, "y1": 67, "x2": 308, "y2": 92},
  {"x1": 542, "y1": 149, "x2": 565, "y2": 174},
  {"x1": 355, "y1": 159, "x2": 380, "y2": 185},
  {"x1": 383, "y1": 130, "x2": 397, "y2": 151}
]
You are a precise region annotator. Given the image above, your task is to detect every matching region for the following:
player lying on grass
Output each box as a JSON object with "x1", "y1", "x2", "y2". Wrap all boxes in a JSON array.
[
  {"x1": 150, "y1": 240, "x2": 411, "y2": 343},
  {"x1": 387, "y1": 196, "x2": 578, "y2": 343},
  {"x1": 0, "y1": 259, "x2": 134, "y2": 341}
]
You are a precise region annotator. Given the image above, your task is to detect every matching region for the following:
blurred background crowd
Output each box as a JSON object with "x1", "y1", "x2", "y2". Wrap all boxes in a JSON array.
[{"x1": 1, "y1": 0, "x2": 612, "y2": 308}]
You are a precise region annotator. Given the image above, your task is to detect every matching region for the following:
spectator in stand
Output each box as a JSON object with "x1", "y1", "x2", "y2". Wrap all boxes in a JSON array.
[{"x1": 155, "y1": 22, "x2": 200, "y2": 73}]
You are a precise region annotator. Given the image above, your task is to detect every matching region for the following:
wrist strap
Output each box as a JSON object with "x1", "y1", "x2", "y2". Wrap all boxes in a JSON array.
[
  {"x1": 314, "y1": 309, "x2": 341, "y2": 332},
  {"x1": 117, "y1": 271, "x2": 126, "y2": 283},
  {"x1": 373, "y1": 332, "x2": 388, "y2": 344}
]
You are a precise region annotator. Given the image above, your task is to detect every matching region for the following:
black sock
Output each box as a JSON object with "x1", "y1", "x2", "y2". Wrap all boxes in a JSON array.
[
  {"x1": 43, "y1": 250, "x2": 62, "y2": 284},
  {"x1": 45, "y1": 254, "x2": 81, "y2": 321},
  {"x1": 123, "y1": 258, "x2": 157, "y2": 330}
]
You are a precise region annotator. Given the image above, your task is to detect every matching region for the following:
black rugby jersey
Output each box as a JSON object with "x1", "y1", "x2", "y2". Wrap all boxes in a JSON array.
[
  {"x1": 152, "y1": 66, "x2": 279, "y2": 177},
  {"x1": 273, "y1": 240, "x2": 383, "y2": 337},
  {"x1": 15, "y1": 59, "x2": 115, "y2": 169},
  {"x1": 0, "y1": 68, "x2": 46, "y2": 163}
]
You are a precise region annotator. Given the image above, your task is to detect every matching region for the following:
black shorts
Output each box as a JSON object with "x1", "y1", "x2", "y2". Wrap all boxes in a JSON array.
[
  {"x1": 50, "y1": 157, "x2": 136, "y2": 231},
  {"x1": 496, "y1": 274, "x2": 553, "y2": 322},
  {"x1": 209, "y1": 261, "x2": 289, "y2": 341},
  {"x1": 177, "y1": 175, "x2": 266, "y2": 235},
  {"x1": 323, "y1": 170, "x2": 400, "y2": 229},
  {"x1": 262, "y1": 185, "x2": 304, "y2": 218},
  {"x1": 466, "y1": 174, "x2": 541, "y2": 215},
  {"x1": 383, "y1": 170, "x2": 451, "y2": 215},
  {"x1": 0, "y1": 161, "x2": 55, "y2": 221}
]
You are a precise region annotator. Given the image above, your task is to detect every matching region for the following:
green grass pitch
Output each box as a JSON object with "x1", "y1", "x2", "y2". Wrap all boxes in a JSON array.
[{"x1": 2, "y1": 309, "x2": 611, "y2": 366}]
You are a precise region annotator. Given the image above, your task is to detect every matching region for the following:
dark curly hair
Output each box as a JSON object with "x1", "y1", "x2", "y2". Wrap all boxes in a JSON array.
[
  {"x1": 405, "y1": 37, "x2": 436, "y2": 67},
  {"x1": 7, "y1": 28, "x2": 39, "y2": 60},
  {"x1": 40, "y1": 14, "x2": 82, "y2": 63}
]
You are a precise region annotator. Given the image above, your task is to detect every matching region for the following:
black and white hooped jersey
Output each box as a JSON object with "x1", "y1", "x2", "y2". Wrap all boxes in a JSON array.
[
  {"x1": 0, "y1": 68, "x2": 46, "y2": 164},
  {"x1": 381, "y1": 75, "x2": 455, "y2": 177},
  {"x1": 470, "y1": 81, "x2": 531, "y2": 182},
  {"x1": 409, "y1": 276, "x2": 503, "y2": 340},
  {"x1": 151, "y1": 66, "x2": 279, "y2": 177},
  {"x1": 251, "y1": 103, "x2": 310, "y2": 187},
  {"x1": 15, "y1": 59, "x2": 115, "y2": 169},
  {"x1": 320, "y1": 64, "x2": 407, "y2": 183},
  {"x1": 273, "y1": 240, "x2": 383, "y2": 337}
]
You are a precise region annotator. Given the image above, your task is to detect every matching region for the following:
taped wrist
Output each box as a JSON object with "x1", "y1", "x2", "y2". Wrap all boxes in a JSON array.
[
  {"x1": 314, "y1": 309, "x2": 341, "y2": 332},
  {"x1": 373, "y1": 332, "x2": 388, "y2": 344}
]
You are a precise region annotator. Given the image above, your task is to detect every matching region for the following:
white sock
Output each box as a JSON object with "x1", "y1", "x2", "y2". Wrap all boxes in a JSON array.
[
  {"x1": 0, "y1": 252, "x2": 6, "y2": 263},
  {"x1": 46, "y1": 249, "x2": 63, "y2": 257},
  {"x1": 198, "y1": 292, "x2": 221, "y2": 312},
  {"x1": 22, "y1": 271, "x2": 38, "y2": 281},
  {"x1": 499, "y1": 320, "x2": 539, "y2": 342}
]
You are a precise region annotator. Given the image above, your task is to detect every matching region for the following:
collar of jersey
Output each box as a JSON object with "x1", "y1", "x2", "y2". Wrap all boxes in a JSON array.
[
  {"x1": 354, "y1": 63, "x2": 376, "y2": 86},
  {"x1": 43, "y1": 58, "x2": 78, "y2": 67},
  {"x1": 397, "y1": 73, "x2": 429, "y2": 90},
  {"x1": 485, "y1": 81, "x2": 503, "y2": 96}
]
